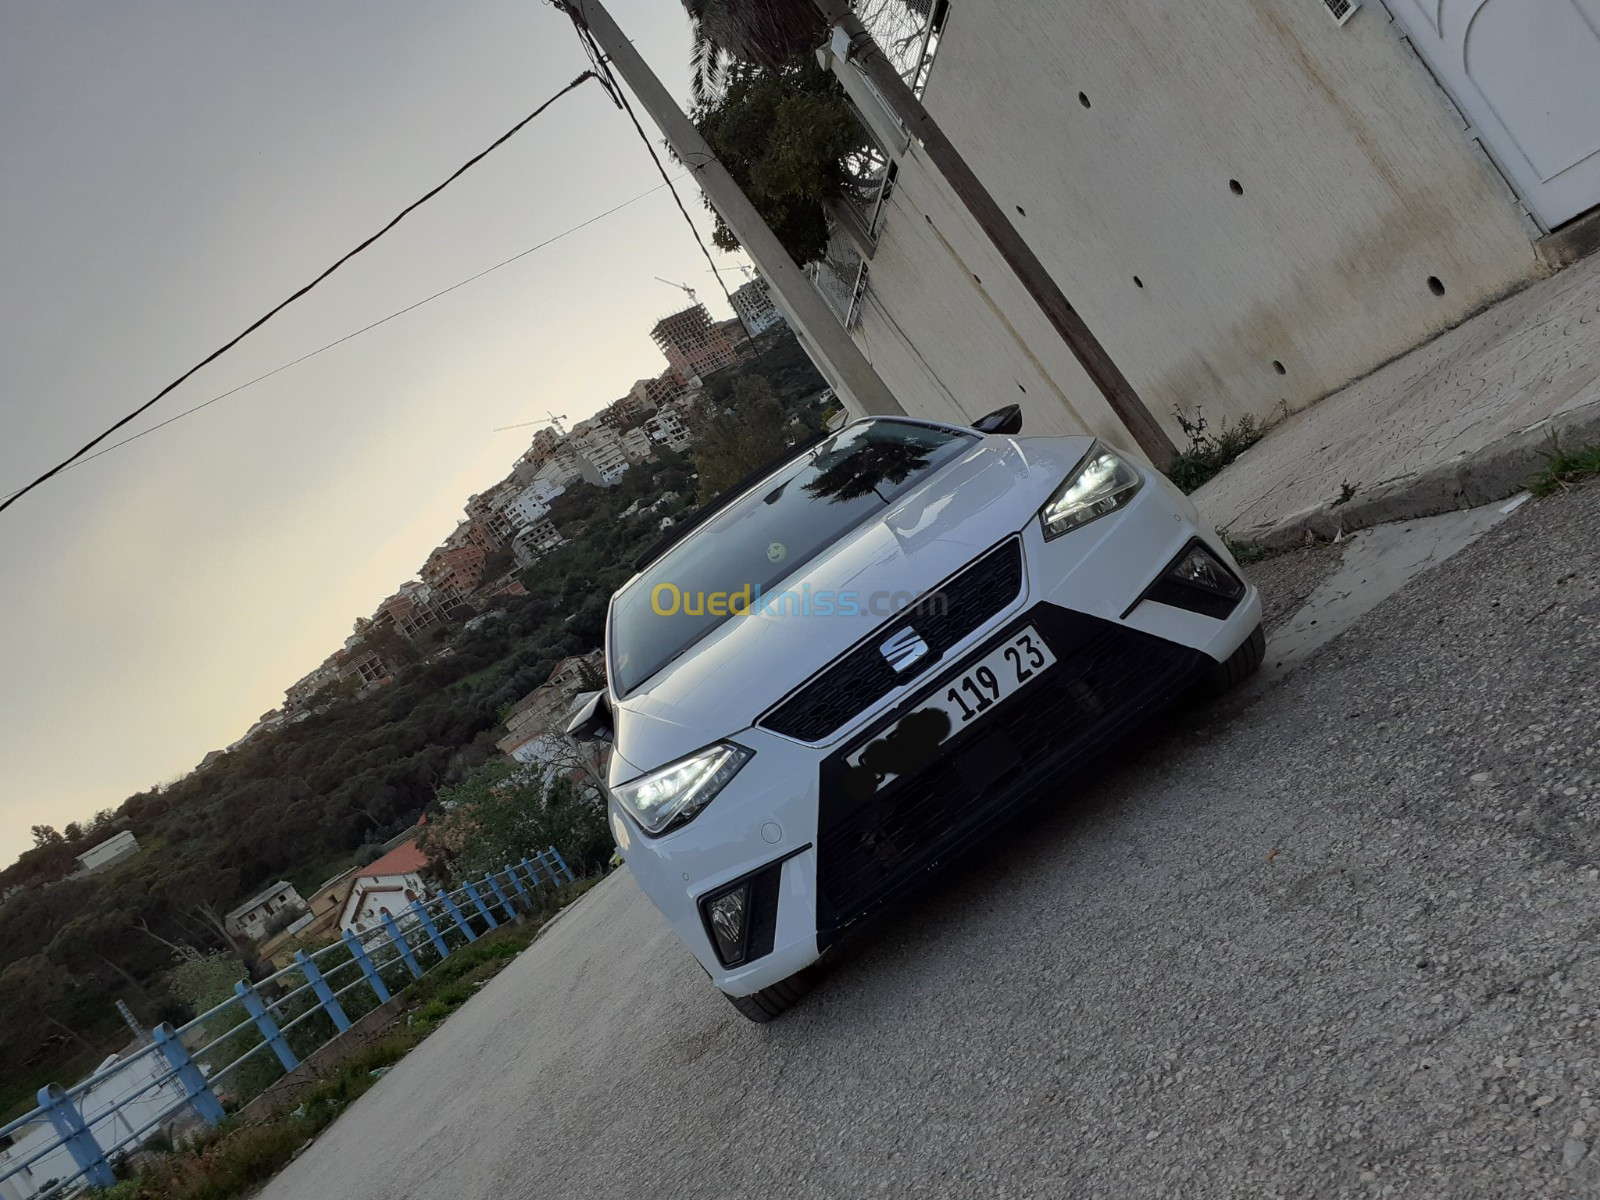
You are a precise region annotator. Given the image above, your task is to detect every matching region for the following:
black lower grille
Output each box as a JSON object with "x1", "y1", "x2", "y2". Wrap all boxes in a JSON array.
[
  {"x1": 814, "y1": 604, "x2": 1210, "y2": 939},
  {"x1": 759, "y1": 538, "x2": 1024, "y2": 742}
]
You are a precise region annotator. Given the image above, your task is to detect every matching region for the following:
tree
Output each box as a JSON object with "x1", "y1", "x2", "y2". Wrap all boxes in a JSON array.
[
  {"x1": 31, "y1": 824, "x2": 64, "y2": 848},
  {"x1": 0, "y1": 955, "x2": 87, "y2": 1048},
  {"x1": 689, "y1": 57, "x2": 873, "y2": 265},
  {"x1": 420, "y1": 759, "x2": 609, "y2": 881},
  {"x1": 689, "y1": 374, "x2": 796, "y2": 502},
  {"x1": 46, "y1": 911, "x2": 150, "y2": 993}
]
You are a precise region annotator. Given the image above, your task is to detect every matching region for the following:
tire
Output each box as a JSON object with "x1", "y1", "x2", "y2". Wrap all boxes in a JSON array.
[
  {"x1": 722, "y1": 968, "x2": 817, "y2": 1023},
  {"x1": 1209, "y1": 623, "x2": 1266, "y2": 692}
]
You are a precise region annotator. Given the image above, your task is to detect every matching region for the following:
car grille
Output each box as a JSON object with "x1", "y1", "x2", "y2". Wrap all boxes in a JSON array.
[
  {"x1": 758, "y1": 538, "x2": 1024, "y2": 743},
  {"x1": 813, "y1": 605, "x2": 1210, "y2": 939}
]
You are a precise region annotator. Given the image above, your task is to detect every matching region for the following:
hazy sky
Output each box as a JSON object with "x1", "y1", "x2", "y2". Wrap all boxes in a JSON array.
[{"x1": 0, "y1": 1, "x2": 748, "y2": 866}]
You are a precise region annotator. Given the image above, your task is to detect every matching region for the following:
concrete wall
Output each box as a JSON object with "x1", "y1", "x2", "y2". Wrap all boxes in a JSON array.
[{"x1": 840, "y1": 0, "x2": 1545, "y2": 445}]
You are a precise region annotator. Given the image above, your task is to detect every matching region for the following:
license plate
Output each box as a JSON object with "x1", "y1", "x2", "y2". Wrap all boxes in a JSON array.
[{"x1": 842, "y1": 626, "x2": 1055, "y2": 794}]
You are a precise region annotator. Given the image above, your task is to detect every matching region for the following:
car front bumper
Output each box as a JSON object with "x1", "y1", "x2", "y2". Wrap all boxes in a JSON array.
[{"x1": 617, "y1": 471, "x2": 1264, "y2": 996}]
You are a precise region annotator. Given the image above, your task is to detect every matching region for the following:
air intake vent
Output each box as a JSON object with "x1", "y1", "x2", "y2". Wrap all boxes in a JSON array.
[{"x1": 1321, "y1": 0, "x2": 1358, "y2": 24}]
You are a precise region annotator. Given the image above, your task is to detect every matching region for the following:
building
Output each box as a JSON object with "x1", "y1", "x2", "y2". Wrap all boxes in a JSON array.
[
  {"x1": 285, "y1": 657, "x2": 344, "y2": 713},
  {"x1": 598, "y1": 392, "x2": 654, "y2": 431},
  {"x1": 422, "y1": 544, "x2": 487, "y2": 601},
  {"x1": 573, "y1": 426, "x2": 632, "y2": 487},
  {"x1": 294, "y1": 866, "x2": 363, "y2": 945},
  {"x1": 795, "y1": 1, "x2": 1600, "y2": 450},
  {"x1": 511, "y1": 518, "x2": 565, "y2": 569},
  {"x1": 224, "y1": 881, "x2": 307, "y2": 943},
  {"x1": 650, "y1": 303, "x2": 739, "y2": 380},
  {"x1": 531, "y1": 449, "x2": 583, "y2": 490},
  {"x1": 496, "y1": 651, "x2": 609, "y2": 786},
  {"x1": 521, "y1": 425, "x2": 564, "y2": 466},
  {"x1": 620, "y1": 426, "x2": 656, "y2": 464},
  {"x1": 73, "y1": 830, "x2": 139, "y2": 876},
  {"x1": 503, "y1": 479, "x2": 566, "y2": 528},
  {"x1": 466, "y1": 486, "x2": 520, "y2": 546},
  {"x1": 729, "y1": 277, "x2": 785, "y2": 336},
  {"x1": 340, "y1": 842, "x2": 430, "y2": 936},
  {"x1": 0, "y1": 1042, "x2": 194, "y2": 1200},
  {"x1": 644, "y1": 408, "x2": 693, "y2": 454},
  {"x1": 340, "y1": 648, "x2": 389, "y2": 688},
  {"x1": 632, "y1": 368, "x2": 690, "y2": 412},
  {"x1": 375, "y1": 582, "x2": 450, "y2": 642}
]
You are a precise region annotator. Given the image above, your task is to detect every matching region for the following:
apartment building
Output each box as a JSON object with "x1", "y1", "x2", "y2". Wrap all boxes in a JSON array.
[{"x1": 650, "y1": 303, "x2": 738, "y2": 380}]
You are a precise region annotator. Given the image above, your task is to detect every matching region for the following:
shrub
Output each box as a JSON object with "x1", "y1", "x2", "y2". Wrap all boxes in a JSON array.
[{"x1": 1165, "y1": 409, "x2": 1263, "y2": 494}]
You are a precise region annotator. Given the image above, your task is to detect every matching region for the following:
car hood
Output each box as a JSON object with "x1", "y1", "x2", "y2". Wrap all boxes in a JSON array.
[{"x1": 608, "y1": 434, "x2": 1096, "y2": 782}]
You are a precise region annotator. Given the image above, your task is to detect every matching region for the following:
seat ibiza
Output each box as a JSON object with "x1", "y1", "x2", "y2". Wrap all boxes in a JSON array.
[{"x1": 571, "y1": 411, "x2": 1263, "y2": 1020}]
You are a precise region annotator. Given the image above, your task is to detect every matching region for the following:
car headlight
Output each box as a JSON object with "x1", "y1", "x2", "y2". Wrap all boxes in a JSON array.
[
  {"x1": 612, "y1": 742, "x2": 752, "y2": 835},
  {"x1": 1040, "y1": 444, "x2": 1142, "y2": 540}
]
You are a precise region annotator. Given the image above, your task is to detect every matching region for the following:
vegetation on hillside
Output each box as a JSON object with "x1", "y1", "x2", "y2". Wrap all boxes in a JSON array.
[{"x1": 0, "y1": 326, "x2": 829, "y2": 1116}]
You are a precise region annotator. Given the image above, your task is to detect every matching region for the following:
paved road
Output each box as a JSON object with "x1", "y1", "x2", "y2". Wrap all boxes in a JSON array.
[{"x1": 260, "y1": 485, "x2": 1600, "y2": 1200}]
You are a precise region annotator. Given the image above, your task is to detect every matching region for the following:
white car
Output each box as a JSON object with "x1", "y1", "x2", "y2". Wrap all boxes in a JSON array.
[{"x1": 571, "y1": 410, "x2": 1264, "y2": 1021}]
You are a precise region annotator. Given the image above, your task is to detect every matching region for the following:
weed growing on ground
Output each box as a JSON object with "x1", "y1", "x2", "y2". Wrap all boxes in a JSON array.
[
  {"x1": 1218, "y1": 531, "x2": 1279, "y2": 566},
  {"x1": 1166, "y1": 409, "x2": 1264, "y2": 494},
  {"x1": 1530, "y1": 442, "x2": 1600, "y2": 497}
]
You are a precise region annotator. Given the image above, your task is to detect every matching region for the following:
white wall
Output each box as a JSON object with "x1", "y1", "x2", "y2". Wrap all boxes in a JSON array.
[
  {"x1": 342, "y1": 873, "x2": 427, "y2": 935},
  {"x1": 836, "y1": 0, "x2": 1543, "y2": 446},
  {"x1": 74, "y1": 830, "x2": 138, "y2": 872},
  {"x1": 0, "y1": 1050, "x2": 190, "y2": 1200}
]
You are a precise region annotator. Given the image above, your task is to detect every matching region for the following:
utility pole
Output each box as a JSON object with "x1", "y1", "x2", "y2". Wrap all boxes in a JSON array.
[
  {"x1": 559, "y1": 0, "x2": 905, "y2": 418},
  {"x1": 811, "y1": 2, "x2": 1177, "y2": 463}
]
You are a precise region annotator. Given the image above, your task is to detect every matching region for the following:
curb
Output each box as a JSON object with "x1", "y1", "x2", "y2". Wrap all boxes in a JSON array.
[{"x1": 1221, "y1": 396, "x2": 1600, "y2": 550}]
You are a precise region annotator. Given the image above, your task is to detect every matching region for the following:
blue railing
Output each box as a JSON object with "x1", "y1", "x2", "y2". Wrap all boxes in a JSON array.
[{"x1": 0, "y1": 848, "x2": 575, "y2": 1198}]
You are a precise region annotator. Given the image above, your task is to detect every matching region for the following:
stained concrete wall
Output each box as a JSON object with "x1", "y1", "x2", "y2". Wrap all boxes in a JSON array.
[{"x1": 838, "y1": 0, "x2": 1546, "y2": 445}]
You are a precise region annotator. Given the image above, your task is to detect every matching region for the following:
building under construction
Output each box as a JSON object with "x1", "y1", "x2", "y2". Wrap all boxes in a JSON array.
[{"x1": 650, "y1": 303, "x2": 738, "y2": 381}]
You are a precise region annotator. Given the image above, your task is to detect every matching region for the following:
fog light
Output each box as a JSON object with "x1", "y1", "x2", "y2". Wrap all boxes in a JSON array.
[
  {"x1": 1168, "y1": 545, "x2": 1243, "y2": 598},
  {"x1": 1131, "y1": 539, "x2": 1247, "y2": 620},
  {"x1": 706, "y1": 885, "x2": 750, "y2": 964}
]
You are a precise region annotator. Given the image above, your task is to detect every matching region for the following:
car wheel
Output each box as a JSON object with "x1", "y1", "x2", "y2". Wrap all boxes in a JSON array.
[
  {"x1": 1209, "y1": 623, "x2": 1265, "y2": 692},
  {"x1": 721, "y1": 968, "x2": 817, "y2": 1023}
]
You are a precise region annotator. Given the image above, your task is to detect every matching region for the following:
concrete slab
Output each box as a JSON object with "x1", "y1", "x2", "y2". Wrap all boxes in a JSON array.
[
  {"x1": 1245, "y1": 498, "x2": 1521, "y2": 695},
  {"x1": 1192, "y1": 248, "x2": 1600, "y2": 548}
]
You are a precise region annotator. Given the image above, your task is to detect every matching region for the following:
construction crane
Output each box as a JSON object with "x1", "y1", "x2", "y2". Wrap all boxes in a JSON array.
[
  {"x1": 492, "y1": 410, "x2": 568, "y2": 435},
  {"x1": 654, "y1": 277, "x2": 698, "y2": 303}
]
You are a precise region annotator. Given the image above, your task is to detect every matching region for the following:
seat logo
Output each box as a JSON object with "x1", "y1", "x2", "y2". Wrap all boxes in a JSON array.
[{"x1": 879, "y1": 627, "x2": 929, "y2": 673}]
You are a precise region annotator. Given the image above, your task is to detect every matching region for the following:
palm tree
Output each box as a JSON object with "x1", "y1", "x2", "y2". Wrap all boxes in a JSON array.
[
  {"x1": 682, "y1": 0, "x2": 936, "y2": 100},
  {"x1": 681, "y1": 0, "x2": 825, "y2": 102}
]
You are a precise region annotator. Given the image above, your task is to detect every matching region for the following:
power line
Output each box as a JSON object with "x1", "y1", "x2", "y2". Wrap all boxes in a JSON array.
[
  {"x1": 3, "y1": 175, "x2": 683, "y2": 496},
  {"x1": 558, "y1": 5, "x2": 759, "y2": 348},
  {"x1": 0, "y1": 71, "x2": 599, "y2": 516}
]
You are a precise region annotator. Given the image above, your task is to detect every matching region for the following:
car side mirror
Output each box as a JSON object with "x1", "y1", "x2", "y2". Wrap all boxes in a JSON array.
[
  {"x1": 567, "y1": 690, "x2": 614, "y2": 743},
  {"x1": 973, "y1": 405, "x2": 1023, "y2": 435}
]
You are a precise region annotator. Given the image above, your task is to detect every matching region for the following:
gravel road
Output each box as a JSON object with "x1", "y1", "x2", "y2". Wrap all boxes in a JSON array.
[{"x1": 258, "y1": 482, "x2": 1600, "y2": 1200}]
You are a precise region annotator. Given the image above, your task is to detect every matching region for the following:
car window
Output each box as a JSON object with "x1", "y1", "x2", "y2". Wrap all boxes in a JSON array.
[{"x1": 609, "y1": 420, "x2": 974, "y2": 694}]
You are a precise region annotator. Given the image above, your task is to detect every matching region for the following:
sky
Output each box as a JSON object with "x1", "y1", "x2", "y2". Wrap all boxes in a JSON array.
[{"x1": 0, "y1": 1, "x2": 750, "y2": 867}]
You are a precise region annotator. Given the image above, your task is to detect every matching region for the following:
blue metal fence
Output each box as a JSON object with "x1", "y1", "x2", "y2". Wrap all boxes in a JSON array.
[{"x1": 0, "y1": 847, "x2": 575, "y2": 1198}]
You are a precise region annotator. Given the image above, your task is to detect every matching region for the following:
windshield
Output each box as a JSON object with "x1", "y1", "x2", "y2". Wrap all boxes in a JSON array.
[{"x1": 609, "y1": 420, "x2": 974, "y2": 694}]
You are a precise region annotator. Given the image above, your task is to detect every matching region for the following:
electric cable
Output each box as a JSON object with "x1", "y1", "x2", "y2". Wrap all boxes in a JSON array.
[
  {"x1": 2, "y1": 174, "x2": 683, "y2": 496},
  {"x1": 0, "y1": 72, "x2": 598, "y2": 515}
]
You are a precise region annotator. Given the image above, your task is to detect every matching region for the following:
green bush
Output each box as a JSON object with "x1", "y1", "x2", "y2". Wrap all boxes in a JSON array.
[{"x1": 1165, "y1": 409, "x2": 1263, "y2": 494}]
